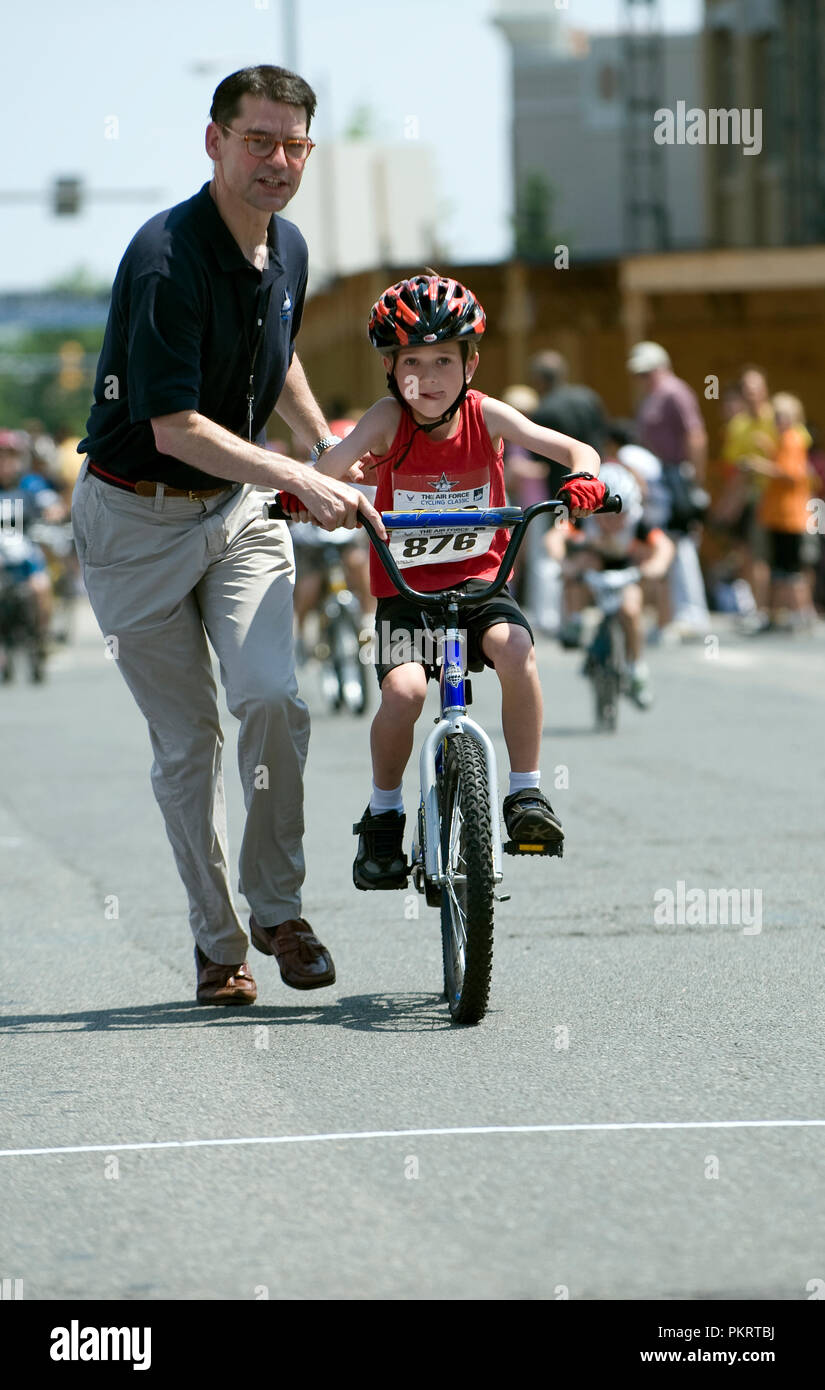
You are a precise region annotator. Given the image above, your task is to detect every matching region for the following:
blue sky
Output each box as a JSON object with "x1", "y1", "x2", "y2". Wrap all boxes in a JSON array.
[{"x1": 0, "y1": 0, "x2": 701, "y2": 292}]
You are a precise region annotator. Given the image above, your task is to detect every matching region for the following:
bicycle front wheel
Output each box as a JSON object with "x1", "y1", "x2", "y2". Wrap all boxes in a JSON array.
[{"x1": 440, "y1": 734, "x2": 495, "y2": 1025}]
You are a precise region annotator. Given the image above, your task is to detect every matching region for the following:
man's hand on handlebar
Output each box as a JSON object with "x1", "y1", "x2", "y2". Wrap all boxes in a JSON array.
[{"x1": 290, "y1": 472, "x2": 387, "y2": 539}]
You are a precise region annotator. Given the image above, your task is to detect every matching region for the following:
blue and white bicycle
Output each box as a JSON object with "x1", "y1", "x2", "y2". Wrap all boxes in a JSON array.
[{"x1": 266, "y1": 493, "x2": 620, "y2": 1024}]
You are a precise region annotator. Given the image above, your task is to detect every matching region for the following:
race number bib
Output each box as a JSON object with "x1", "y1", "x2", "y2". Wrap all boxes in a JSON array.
[{"x1": 390, "y1": 468, "x2": 493, "y2": 569}]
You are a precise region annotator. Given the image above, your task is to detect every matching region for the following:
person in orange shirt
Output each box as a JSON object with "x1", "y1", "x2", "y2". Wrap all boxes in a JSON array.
[{"x1": 740, "y1": 393, "x2": 816, "y2": 630}]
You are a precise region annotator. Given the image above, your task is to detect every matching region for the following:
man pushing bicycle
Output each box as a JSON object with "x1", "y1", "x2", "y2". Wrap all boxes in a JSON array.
[{"x1": 303, "y1": 274, "x2": 609, "y2": 888}]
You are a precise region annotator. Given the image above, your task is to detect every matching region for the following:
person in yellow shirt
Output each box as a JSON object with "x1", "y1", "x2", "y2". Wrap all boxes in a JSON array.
[
  {"x1": 739, "y1": 393, "x2": 816, "y2": 630},
  {"x1": 720, "y1": 366, "x2": 778, "y2": 614},
  {"x1": 722, "y1": 370, "x2": 778, "y2": 488}
]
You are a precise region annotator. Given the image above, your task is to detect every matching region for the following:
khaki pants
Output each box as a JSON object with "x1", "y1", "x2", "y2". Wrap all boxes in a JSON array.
[{"x1": 71, "y1": 463, "x2": 310, "y2": 964}]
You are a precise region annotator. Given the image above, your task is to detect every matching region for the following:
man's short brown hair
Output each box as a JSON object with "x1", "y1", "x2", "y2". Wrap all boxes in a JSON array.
[{"x1": 211, "y1": 66, "x2": 317, "y2": 131}]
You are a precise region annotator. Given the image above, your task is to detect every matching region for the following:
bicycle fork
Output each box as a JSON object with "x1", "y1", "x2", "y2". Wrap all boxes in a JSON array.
[{"x1": 411, "y1": 613, "x2": 504, "y2": 894}]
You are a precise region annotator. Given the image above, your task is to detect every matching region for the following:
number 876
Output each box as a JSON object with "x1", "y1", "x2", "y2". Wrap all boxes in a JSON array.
[{"x1": 402, "y1": 533, "x2": 476, "y2": 559}]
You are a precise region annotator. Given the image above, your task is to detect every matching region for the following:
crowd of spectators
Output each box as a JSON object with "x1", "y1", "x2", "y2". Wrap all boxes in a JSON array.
[
  {"x1": 502, "y1": 347, "x2": 824, "y2": 640},
  {"x1": 0, "y1": 423, "x2": 82, "y2": 650}
]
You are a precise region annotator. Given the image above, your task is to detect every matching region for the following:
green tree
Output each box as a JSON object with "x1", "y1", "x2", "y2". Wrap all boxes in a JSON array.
[
  {"x1": 0, "y1": 326, "x2": 104, "y2": 435},
  {"x1": 344, "y1": 104, "x2": 376, "y2": 140},
  {"x1": 48, "y1": 265, "x2": 112, "y2": 296},
  {"x1": 514, "y1": 172, "x2": 565, "y2": 261}
]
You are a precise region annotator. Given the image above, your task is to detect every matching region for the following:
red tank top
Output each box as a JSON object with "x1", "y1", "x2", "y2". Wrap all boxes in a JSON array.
[{"x1": 369, "y1": 389, "x2": 508, "y2": 598}]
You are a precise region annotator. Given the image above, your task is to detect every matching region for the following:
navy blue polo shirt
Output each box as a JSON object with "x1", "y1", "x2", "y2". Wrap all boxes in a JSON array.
[{"x1": 79, "y1": 182, "x2": 308, "y2": 489}]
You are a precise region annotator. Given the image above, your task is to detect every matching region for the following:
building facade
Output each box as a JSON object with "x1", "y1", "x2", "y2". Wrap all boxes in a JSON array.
[
  {"x1": 492, "y1": 0, "x2": 706, "y2": 258},
  {"x1": 705, "y1": 0, "x2": 825, "y2": 246},
  {"x1": 281, "y1": 140, "x2": 443, "y2": 287}
]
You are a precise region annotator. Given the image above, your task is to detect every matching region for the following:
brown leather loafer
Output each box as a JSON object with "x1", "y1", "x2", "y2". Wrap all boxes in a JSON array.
[
  {"x1": 249, "y1": 915, "x2": 336, "y2": 990},
  {"x1": 194, "y1": 944, "x2": 257, "y2": 1005}
]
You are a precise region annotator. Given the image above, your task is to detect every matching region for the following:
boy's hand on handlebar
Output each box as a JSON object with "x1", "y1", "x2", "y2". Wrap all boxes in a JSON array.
[{"x1": 557, "y1": 472, "x2": 608, "y2": 517}]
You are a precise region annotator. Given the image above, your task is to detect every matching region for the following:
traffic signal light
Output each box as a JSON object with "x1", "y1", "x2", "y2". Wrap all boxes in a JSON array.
[{"x1": 53, "y1": 177, "x2": 83, "y2": 215}]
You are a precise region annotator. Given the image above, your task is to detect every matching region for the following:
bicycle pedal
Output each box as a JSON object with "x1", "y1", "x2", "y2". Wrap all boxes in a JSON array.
[
  {"x1": 503, "y1": 839, "x2": 564, "y2": 859},
  {"x1": 353, "y1": 871, "x2": 410, "y2": 891}
]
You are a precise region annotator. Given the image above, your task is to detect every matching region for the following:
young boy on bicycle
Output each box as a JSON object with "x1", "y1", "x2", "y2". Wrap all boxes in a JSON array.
[{"x1": 312, "y1": 274, "x2": 606, "y2": 888}]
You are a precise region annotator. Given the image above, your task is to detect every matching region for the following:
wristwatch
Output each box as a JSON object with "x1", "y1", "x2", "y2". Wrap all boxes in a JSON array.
[{"x1": 310, "y1": 436, "x2": 338, "y2": 463}]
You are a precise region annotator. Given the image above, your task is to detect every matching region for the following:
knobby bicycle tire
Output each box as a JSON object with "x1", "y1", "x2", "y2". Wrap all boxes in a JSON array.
[{"x1": 440, "y1": 733, "x2": 495, "y2": 1025}]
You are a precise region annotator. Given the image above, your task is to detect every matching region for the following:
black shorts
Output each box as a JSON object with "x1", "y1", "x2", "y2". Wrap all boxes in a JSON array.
[
  {"x1": 373, "y1": 579, "x2": 534, "y2": 686},
  {"x1": 768, "y1": 530, "x2": 802, "y2": 576}
]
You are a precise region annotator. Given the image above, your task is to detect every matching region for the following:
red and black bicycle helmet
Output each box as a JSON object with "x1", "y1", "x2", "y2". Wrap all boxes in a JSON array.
[
  {"x1": 368, "y1": 275, "x2": 486, "y2": 464},
  {"x1": 368, "y1": 274, "x2": 486, "y2": 351}
]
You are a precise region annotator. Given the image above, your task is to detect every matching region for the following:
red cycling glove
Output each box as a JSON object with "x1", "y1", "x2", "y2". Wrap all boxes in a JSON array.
[
  {"x1": 557, "y1": 472, "x2": 608, "y2": 513},
  {"x1": 276, "y1": 490, "x2": 306, "y2": 518}
]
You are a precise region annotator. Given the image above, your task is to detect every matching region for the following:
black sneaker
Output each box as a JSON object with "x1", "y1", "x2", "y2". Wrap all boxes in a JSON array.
[
  {"x1": 352, "y1": 806, "x2": 409, "y2": 890},
  {"x1": 503, "y1": 789, "x2": 564, "y2": 845}
]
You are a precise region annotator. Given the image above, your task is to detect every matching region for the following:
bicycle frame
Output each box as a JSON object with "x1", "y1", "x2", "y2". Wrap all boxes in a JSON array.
[
  {"x1": 356, "y1": 500, "x2": 615, "y2": 893},
  {"x1": 417, "y1": 621, "x2": 504, "y2": 888},
  {"x1": 263, "y1": 492, "x2": 622, "y2": 893}
]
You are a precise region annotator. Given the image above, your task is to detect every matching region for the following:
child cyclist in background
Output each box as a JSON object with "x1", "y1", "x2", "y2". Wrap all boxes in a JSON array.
[{"x1": 310, "y1": 275, "x2": 607, "y2": 889}]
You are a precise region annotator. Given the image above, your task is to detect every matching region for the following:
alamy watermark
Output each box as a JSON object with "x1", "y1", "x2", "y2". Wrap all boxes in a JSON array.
[
  {"x1": 360, "y1": 621, "x2": 467, "y2": 671},
  {"x1": 654, "y1": 101, "x2": 762, "y2": 157},
  {"x1": 50, "y1": 1322, "x2": 151, "y2": 1370},
  {"x1": 653, "y1": 880, "x2": 762, "y2": 934}
]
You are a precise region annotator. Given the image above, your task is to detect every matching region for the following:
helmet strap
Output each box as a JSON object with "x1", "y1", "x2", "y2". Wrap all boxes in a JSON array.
[{"x1": 383, "y1": 344, "x2": 475, "y2": 467}]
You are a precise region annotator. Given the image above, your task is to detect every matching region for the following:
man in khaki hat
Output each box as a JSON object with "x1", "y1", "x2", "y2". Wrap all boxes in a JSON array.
[{"x1": 626, "y1": 342, "x2": 707, "y2": 483}]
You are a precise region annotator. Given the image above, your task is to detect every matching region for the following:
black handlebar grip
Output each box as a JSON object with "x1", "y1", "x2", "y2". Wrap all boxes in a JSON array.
[
  {"x1": 600, "y1": 491, "x2": 623, "y2": 514},
  {"x1": 263, "y1": 491, "x2": 304, "y2": 521}
]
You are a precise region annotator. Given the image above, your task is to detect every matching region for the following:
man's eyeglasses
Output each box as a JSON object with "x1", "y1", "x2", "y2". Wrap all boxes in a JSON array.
[{"x1": 217, "y1": 124, "x2": 315, "y2": 164}]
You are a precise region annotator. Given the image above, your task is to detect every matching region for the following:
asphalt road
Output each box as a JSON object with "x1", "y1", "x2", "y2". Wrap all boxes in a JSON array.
[{"x1": 1, "y1": 599, "x2": 823, "y2": 1301}]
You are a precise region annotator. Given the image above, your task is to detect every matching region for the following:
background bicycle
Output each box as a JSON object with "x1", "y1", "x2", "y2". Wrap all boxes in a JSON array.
[
  {"x1": 292, "y1": 524, "x2": 372, "y2": 716},
  {"x1": 581, "y1": 566, "x2": 645, "y2": 731},
  {"x1": 0, "y1": 544, "x2": 47, "y2": 683}
]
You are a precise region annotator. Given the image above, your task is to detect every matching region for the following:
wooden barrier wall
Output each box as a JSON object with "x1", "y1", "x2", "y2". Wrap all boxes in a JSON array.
[{"x1": 293, "y1": 258, "x2": 825, "y2": 459}]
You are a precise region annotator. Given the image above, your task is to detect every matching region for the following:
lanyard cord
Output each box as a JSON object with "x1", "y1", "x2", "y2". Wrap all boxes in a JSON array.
[
  {"x1": 232, "y1": 277, "x2": 274, "y2": 442},
  {"x1": 247, "y1": 285, "x2": 273, "y2": 442}
]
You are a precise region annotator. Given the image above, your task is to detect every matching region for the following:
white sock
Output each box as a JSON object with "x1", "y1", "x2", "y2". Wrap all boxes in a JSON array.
[
  {"x1": 508, "y1": 771, "x2": 540, "y2": 796},
  {"x1": 369, "y1": 782, "x2": 404, "y2": 814}
]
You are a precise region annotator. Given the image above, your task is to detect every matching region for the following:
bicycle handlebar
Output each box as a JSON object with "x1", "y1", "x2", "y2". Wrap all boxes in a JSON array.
[{"x1": 263, "y1": 492, "x2": 622, "y2": 614}]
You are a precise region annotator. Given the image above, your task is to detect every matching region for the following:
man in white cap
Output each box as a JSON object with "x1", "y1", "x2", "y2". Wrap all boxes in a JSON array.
[{"x1": 627, "y1": 341, "x2": 710, "y2": 638}]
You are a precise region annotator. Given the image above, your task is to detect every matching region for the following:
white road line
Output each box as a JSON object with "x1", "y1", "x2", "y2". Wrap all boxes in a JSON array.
[{"x1": 1, "y1": 1118, "x2": 824, "y2": 1159}]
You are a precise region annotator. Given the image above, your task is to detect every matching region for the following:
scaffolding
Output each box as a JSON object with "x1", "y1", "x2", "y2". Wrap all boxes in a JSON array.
[
  {"x1": 621, "y1": 0, "x2": 670, "y2": 253},
  {"x1": 782, "y1": 0, "x2": 825, "y2": 243}
]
